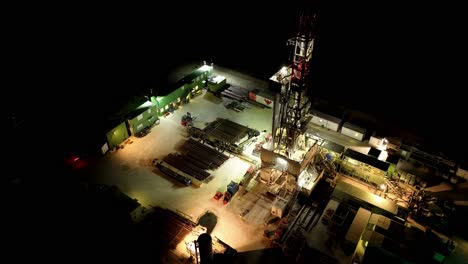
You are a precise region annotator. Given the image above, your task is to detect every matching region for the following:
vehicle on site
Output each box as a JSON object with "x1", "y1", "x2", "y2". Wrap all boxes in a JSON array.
[
  {"x1": 135, "y1": 127, "x2": 151, "y2": 138},
  {"x1": 213, "y1": 191, "x2": 223, "y2": 200},
  {"x1": 181, "y1": 112, "x2": 194, "y2": 127},
  {"x1": 223, "y1": 181, "x2": 239, "y2": 204}
]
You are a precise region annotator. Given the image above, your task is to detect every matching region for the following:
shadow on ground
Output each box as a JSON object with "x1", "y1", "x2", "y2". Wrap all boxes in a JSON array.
[
  {"x1": 197, "y1": 211, "x2": 218, "y2": 234},
  {"x1": 203, "y1": 92, "x2": 223, "y2": 104}
]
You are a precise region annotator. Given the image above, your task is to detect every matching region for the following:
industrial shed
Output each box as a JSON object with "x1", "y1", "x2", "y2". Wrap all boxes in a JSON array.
[
  {"x1": 343, "y1": 149, "x2": 390, "y2": 172},
  {"x1": 151, "y1": 65, "x2": 213, "y2": 115},
  {"x1": 105, "y1": 121, "x2": 129, "y2": 150},
  {"x1": 340, "y1": 148, "x2": 390, "y2": 186},
  {"x1": 102, "y1": 97, "x2": 151, "y2": 153},
  {"x1": 310, "y1": 110, "x2": 342, "y2": 131},
  {"x1": 341, "y1": 122, "x2": 367, "y2": 141},
  {"x1": 208, "y1": 75, "x2": 227, "y2": 93},
  {"x1": 127, "y1": 104, "x2": 158, "y2": 135},
  {"x1": 333, "y1": 181, "x2": 398, "y2": 215}
]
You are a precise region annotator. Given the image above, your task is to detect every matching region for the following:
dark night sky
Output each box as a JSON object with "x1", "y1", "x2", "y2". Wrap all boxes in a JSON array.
[{"x1": 6, "y1": 2, "x2": 465, "y2": 161}]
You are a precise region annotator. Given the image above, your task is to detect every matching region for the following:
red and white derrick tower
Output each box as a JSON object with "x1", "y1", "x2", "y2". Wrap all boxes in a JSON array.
[{"x1": 270, "y1": 12, "x2": 318, "y2": 158}]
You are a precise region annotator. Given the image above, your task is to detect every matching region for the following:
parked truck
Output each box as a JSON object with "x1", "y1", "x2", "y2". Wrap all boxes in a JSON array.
[{"x1": 223, "y1": 181, "x2": 240, "y2": 204}]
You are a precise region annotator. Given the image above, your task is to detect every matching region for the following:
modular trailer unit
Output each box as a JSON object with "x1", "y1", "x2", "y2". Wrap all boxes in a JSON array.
[
  {"x1": 341, "y1": 122, "x2": 366, "y2": 141},
  {"x1": 127, "y1": 104, "x2": 159, "y2": 135},
  {"x1": 152, "y1": 65, "x2": 213, "y2": 115},
  {"x1": 208, "y1": 75, "x2": 227, "y2": 93},
  {"x1": 106, "y1": 121, "x2": 129, "y2": 150},
  {"x1": 310, "y1": 110, "x2": 342, "y2": 131}
]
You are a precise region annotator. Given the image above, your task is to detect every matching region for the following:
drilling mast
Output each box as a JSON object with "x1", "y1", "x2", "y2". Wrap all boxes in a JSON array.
[{"x1": 270, "y1": 12, "x2": 317, "y2": 158}]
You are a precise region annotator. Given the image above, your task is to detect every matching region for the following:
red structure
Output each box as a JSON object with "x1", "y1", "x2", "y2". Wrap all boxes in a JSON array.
[{"x1": 271, "y1": 11, "x2": 318, "y2": 156}]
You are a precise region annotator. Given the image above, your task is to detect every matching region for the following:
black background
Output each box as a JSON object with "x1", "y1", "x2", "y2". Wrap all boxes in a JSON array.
[{"x1": 7, "y1": 1, "x2": 465, "y2": 161}]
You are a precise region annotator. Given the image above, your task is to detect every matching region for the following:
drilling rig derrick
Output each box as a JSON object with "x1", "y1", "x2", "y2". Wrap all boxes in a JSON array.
[{"x1": 270, "y1": 13, "x2": 317, "y2": 159}]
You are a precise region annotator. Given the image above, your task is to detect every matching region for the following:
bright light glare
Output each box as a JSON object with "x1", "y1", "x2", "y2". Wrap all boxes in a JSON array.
[
  {"x1": 186, "y1": 241, "x2": 198, "y2": 257},
  {"x1": 380, "y1": 184, "x2": 386, "y2": 190},
  {"x1": 277, "y1": 157, "x2": 288, "y2": 168},
  {"x1": 378, "y1": 150, "x2": 388, "y2": 161},
  {"x1": 199, "y1": 65, "x2": 212, "y2": 72},
  {"x1": 378, "y1": 138, "x2": 389, "y2": 151},
  {"x1": 137, "y1": 100, "x2": 154, "y2": 109},
  {"x1": 212, "y1": 75, "x2": 225, "y2": 84},
  {"x1": 175, "y1": 225, "x2": 207, "y2": 261},
  {"x1": 298, "y1": 170, "x2": 307, "y2": 187},
  {"x1": 280, "y1": 66, "x2": 287, "y2": 75}
]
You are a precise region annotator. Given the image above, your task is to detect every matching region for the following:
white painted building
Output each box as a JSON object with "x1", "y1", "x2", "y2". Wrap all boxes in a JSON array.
[
  {"x1": 341, "y1": 122, "x2": 366, "y2": 141},
  {"x1": 310, "y1": 110, "x2": 342, "y2": 132}
]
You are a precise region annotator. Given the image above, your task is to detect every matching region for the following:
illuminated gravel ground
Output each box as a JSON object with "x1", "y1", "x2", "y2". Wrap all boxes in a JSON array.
[{"x1": 87, "y1": 67, "x2": 274, "y2": 251}]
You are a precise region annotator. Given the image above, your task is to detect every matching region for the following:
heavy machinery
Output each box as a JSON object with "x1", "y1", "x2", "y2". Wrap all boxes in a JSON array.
[
  {"x1": 223, "y1": 181, "x2": 240, "y2": 204},
  {"x1": 270, "y1": 11, "x2": 317, "y2": 158},
  {"x1": 181, "y1": 112, "x2": 193, "y2": 127},
  {"x1": 213, "y1": 191, "x2": 223, "y2": 201}
]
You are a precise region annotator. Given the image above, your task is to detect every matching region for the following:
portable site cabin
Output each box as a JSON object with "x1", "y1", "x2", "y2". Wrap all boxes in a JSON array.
[
  {"x1": 103, "y1": 97, "x2": 152, "y2": 152},
  {"x1": 341, "y1": 122, "x2": 367, "y2": 141},
  {"x1": 152, "y1": 65, "x2": 213, "y2": 115},
  {"x1": 208, "y1": 75, "x2": 227, "y2": 93},
  {"x1": 182, "y1": 65, "x2": 212, "y2": 98},
  {"x1": 127, "y1": 103, "x2": 159, "y2": 135},
  {"x1": 310, "y1": 110, "x2": 342, "y2": 132},
  {"x1": 105, "y1": 121, "x2": 129, "y2": 150}
]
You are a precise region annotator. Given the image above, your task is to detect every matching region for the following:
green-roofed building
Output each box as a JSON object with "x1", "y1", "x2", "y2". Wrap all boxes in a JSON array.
[
  {"x1": 127, "y1": 103, "x2": 159, "y2": 135},
  {"x1": 208, "y1": 75, "x2": 227, "y2": 93},
  {"x1": 101, "y1": 64, "x2": 213, "y2": 154},
  {"x1": 151, "y1": 64, "x2": 213, "y2": 115},
  {"x1": 105, "y1": 121, "x2": 129, "y2": 150},
  {"x1": 102, "y1": 98, "x2": 156, "y2": 152}
]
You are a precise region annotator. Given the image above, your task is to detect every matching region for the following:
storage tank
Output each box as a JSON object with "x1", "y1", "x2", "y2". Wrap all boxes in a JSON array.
[{"x1": 197, "y1": 233, "x2": 213, "y2": 264}]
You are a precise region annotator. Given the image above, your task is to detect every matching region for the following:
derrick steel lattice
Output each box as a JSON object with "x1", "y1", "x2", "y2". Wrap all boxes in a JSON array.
[{"x1": 272, "y1": 13, "x2": 318, "y2": 157}]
